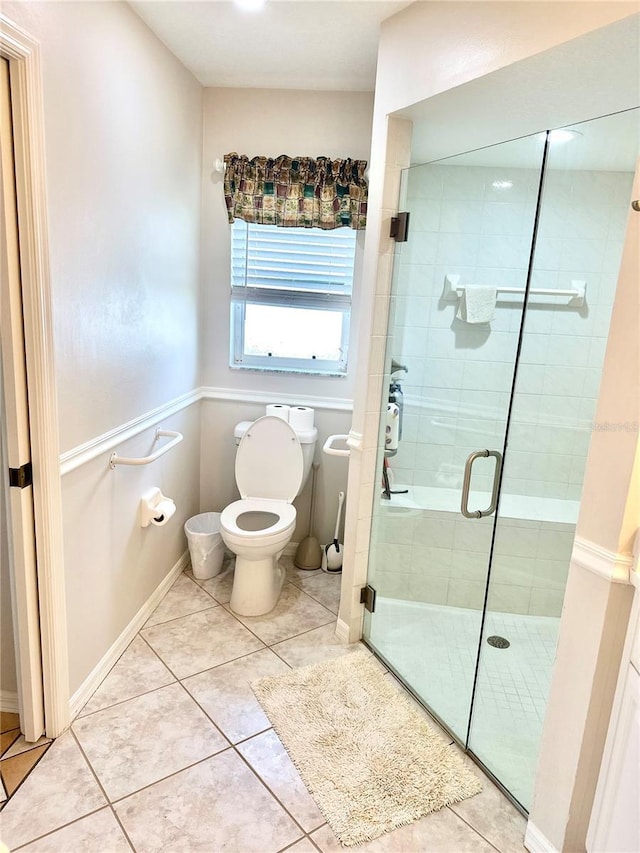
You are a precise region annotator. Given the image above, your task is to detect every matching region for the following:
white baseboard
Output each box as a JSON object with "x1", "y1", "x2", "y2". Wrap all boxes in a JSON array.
[
  {"x1": 524, "y1": 821, "x2": 559, "y2": 853},
  {"x1": 335, "y1": 617, "x2": 351, "y2": 643},
  {"x1": 0, "y1": 690, "x2": 19, "y2": 714},
  {"x1": 69, "y1": 551, "x2": 189, "y2": 719}
]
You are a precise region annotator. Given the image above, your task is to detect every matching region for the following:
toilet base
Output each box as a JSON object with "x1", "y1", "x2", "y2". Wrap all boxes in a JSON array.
[{"x1": 229, "y1": 554, "x2": 286, "y2": 616}]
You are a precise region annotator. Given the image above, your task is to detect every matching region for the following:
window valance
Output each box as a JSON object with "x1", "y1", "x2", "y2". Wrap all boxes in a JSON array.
[{"x1": 223, "y1": 153, "x2": 368, "y2": 230}]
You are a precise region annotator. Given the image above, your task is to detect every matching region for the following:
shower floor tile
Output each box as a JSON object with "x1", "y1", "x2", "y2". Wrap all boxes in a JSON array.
[{"x1": 366, "y1": 597, "x2": 559, "y2": 809}]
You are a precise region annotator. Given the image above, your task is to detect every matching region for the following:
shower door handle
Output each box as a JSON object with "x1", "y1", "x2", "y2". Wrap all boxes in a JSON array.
[{"x1": 461, "y1": 449, "x2": 503, "y2": 519}]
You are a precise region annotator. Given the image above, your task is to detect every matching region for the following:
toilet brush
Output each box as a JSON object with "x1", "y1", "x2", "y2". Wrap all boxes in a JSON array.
[
  {"x1": 294, "y1": 462, "x2": 322, "y2": 570},
  {"x1": 322, "y1": 490, "x2": 345, "y2": 573}
]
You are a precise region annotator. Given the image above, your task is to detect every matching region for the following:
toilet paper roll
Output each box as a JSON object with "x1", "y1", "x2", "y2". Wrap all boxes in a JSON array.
[
  {"x1": 288, "y1": 406, "x2": 315, "y2": 430},
  {"x1": 265, "y1": 404, "x2": 290, "y2": 421},
  {"x1": 385, "y1": 403, "x2": 399, "y2": 452},
  {"x1": 151, "y1": 499, "x2": 176, "y2": 527}
]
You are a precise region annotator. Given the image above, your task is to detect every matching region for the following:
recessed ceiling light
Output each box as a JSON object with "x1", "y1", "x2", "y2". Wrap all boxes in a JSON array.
[
  {"x1": 492, "y1": 180, "x2": 513, "y2": 190},
  {"x1": 549, "y1": 128, "x2": 583, "y2": 144},
  {"x1": 234, "y1": 0, "x2": 266, "y2": 11}
]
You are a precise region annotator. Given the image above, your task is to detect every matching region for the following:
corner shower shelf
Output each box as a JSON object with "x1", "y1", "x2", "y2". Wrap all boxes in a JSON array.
[{"x1": 443, "y1": 274, "x2": 586, "y2": 307}]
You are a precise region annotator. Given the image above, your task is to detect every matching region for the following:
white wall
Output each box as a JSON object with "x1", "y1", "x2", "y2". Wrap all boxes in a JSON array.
[
  {"x1": 200, "y1": 87, "x2": 373, "y2": 400},
  {"x1": 3, "y1": 0, "x2": 204, "y2": 694}
]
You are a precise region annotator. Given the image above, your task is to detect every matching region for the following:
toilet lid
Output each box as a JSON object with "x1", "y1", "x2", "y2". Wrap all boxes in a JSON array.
[{"x1": 235, "y1": 416, "x2": 303, "y2": 502}]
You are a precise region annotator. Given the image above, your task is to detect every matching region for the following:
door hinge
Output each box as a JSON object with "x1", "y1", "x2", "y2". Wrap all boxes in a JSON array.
[
  {"x1": 9, "y1": 461, "x2": 32, "y2": 489},
  {"x1": 360, "y1": 584, "x2": 377, "y2": 613},
  {"x1": 390, "y1": 211, "x2": 410, "y2": 242}
]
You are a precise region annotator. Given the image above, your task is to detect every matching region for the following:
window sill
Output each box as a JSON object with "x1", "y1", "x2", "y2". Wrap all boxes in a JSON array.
[{"x1": 229, "y1": 364, "x2": 347, "y2": 378}]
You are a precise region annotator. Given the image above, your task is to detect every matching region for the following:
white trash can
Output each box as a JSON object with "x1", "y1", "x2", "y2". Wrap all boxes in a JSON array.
[{"x1": 184, "y1": 512, "x2": 225, "y2": 580}]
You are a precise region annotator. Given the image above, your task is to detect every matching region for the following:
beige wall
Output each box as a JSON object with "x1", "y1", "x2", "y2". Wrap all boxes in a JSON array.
[
  {"x1": 200, "y1": 87, "x2": 373, "y2": 401},
  {"x1": 2, "y1": 1, "x2": 204, "y2": 694},
  {"x1": 3, "y1": 0, "x2": 203, "y2": 453},
  {"x1": 199, "y1": 87, "x2": 373, "y2": 542}
]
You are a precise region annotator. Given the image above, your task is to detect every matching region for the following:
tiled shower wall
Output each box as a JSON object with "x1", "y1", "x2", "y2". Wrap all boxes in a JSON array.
[
  {"x1": 371, "y1": 503, "x2": 574, "y2": 617},
  {"x1": 369, "y1": 164, "x2": 632, "y2": 618},
  {"x1": 389, "y1": 164, "x2": 633, "y2": 500}
]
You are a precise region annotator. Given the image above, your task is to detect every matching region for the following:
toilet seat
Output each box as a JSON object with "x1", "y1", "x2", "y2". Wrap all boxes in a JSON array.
[
  {"x1": 220, "y1": 497, "x2": 296, "y2": 541},
  {"x1": 235, "y1": 416, "x2": 303, "y2": 502}
]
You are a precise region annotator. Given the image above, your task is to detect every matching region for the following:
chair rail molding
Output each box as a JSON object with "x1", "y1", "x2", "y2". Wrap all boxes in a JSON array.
[
  {"x1": 572, "y1": 536, "x2": 634, "y2": 584},
  {"x1": 0, "y1": 14, "x2": 70, "y2": 736}
]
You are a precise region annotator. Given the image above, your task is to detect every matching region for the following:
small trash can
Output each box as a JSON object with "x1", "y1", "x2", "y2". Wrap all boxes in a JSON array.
[{"x1": 184, "y1": 512, "x2": 225, "y2": 580}]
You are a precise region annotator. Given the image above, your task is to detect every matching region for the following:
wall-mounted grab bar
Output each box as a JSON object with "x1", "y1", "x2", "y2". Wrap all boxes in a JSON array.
[
  {"x1": 323, "y1": 434, "x2": 350, "y2": 457},
  {"x1": 443, "y1": 274, "x2": 586, "y2": 307},
  {"x1": 110, "y1": 429, "x2": 183, "y2": 469}
]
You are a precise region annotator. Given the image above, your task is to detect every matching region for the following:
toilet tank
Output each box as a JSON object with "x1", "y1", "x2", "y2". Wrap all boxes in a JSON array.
[{"x1": 234, "y1": 420, "x2": 318, "y2": 493}]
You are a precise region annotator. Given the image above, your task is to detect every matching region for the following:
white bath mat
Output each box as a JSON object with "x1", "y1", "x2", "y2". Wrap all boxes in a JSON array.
[{"x1": 252, "y1": 651, "x2": 481, "y2": 846}]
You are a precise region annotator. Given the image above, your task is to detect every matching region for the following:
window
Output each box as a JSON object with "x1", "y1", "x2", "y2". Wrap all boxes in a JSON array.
[{"x1": 230, "y1": 220, "x2": 356, "y2": 374}]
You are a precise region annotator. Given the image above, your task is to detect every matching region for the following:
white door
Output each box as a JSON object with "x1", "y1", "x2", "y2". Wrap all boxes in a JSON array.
[{"x1": 0, "y1": 56, "x2": 45, "y2": 741}]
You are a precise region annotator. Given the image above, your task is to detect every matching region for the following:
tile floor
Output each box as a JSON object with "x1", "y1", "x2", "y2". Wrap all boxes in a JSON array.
[
  {"x1": 0, "y1": 715, "x2": 52, "y2": 808},
  {"x1": 0, "y1": 555, "x2": 527, "y2": 852}
]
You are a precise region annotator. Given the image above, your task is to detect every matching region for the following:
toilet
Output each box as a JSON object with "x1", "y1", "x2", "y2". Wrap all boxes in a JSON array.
[{"x1": 220, "y1": 415, "x2": 317, "y2": 616}]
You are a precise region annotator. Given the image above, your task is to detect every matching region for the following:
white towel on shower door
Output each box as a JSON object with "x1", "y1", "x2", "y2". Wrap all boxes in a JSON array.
[{"x1": 457, "y1": 285, "x2": 496, "y2": 324}]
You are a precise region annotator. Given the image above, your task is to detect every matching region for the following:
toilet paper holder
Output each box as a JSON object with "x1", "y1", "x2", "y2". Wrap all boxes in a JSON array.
[{"x1": 139, "y1": 487, "x2": 176, "y2": 528}]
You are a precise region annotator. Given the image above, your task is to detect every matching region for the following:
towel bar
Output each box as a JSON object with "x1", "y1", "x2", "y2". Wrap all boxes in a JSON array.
[{"x1": 443, "y1": 274, "x2": 586, "y2": 307}]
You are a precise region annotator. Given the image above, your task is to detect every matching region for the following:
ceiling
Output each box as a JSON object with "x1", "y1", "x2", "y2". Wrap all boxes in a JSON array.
[{"x1": 129, "y1": 1, "x2": 411, "y2": 91}]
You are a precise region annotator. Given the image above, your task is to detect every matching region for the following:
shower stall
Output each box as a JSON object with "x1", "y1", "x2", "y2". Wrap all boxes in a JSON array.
[{"x1": 362, "y1": 109, "x2": 639, "y2": 812}]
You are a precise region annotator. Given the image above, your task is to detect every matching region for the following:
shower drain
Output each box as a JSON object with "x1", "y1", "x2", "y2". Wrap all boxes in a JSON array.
[{"x1": 487, "y1": 635, "x2": 510, "y2": 649}]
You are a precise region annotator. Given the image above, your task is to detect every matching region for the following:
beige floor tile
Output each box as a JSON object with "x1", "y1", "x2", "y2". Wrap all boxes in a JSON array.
[
  {"x1": 73, "y1": 682, "x2": 228, "y2": 801},
  {"x1": 286, "y1": 568, "x2": 342, "y2": 615},
  {"x1": 310, "y1": 806, "x2": 496, "y2": 852},
  {"x1": 272, "y1": 623, "x2": 368, "y2": 669},
  {"x1": 144, "y1": 573, "x2": 218, "y2": 628},
  {"x1": 0, "y1": 712, "x2": 20, "y2": 734},
  {"x1": 187, "y1": 563, "x2": 235, "y2": 604},
  {"x1": 141, "y1": 606, "x2": 264, "y2": 679},
  {"x1": 2, "y1": 734, "x2": 52, "y2": 760},
  {"x1": 450, "y1": 770, "x2": 527, "y2": 851},
  {"x1": 78, "y1": 636, "x2": 175, "y2": 718},
  {"x1": 115, "y1": 749, "x2": 303, "y2": 853},
  {"x1": 183, "y1": 648, "x2": 290, "y2": 743},
  {"x1": 1, "y1": 743, "x2": 50, "y2": 796},
  {"x1": 227, "y1": 582, "x2": 335, "y2": 645},
  {"x1": 16, "y1": 807, "x2": 131, "y2": 852},
  {"x1": 237, "y1": 730, "x2": 324, "y2": 833},
  {"x1": 0, "y1": 732, "x2": 106, "y2": 850},
  {"x1": 0, "y1": 729, "x2": 20, "y2": 756}
]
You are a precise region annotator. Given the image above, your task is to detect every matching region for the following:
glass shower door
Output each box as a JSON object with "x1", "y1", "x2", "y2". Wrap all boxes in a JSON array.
[
  {"x1": 467, "y1": 109, "x2": 640, "y2": 809},
  {"x1": 363, "y1": 132, "x2": 547, "y2": 741}
]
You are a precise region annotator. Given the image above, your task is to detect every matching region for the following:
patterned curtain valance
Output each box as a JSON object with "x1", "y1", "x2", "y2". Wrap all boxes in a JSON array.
[{"x1": 223, "y1": 153, "x2": 368, "y2": 230}]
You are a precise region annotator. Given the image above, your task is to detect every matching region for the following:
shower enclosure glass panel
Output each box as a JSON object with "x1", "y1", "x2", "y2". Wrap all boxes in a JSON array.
[
  {"x1": 363, "y1": 133, "x2": 547, "y2": 741},
  {"x1": 467, "y1": 109, "x2": 640, "y2": 809},
  {"x1": 364, "y1": 108, "x2": 638, "y2": 813}
]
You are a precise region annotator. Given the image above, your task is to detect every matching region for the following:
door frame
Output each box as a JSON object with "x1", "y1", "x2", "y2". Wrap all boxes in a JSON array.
[{"x1": 0, "y1": 15, "x2": 69, "y2": 737}]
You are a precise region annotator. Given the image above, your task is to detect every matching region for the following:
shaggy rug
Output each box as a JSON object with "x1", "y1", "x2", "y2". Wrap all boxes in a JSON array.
[{"x1": 252, "y1": 651, "x2": 482, "y2": 846}]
